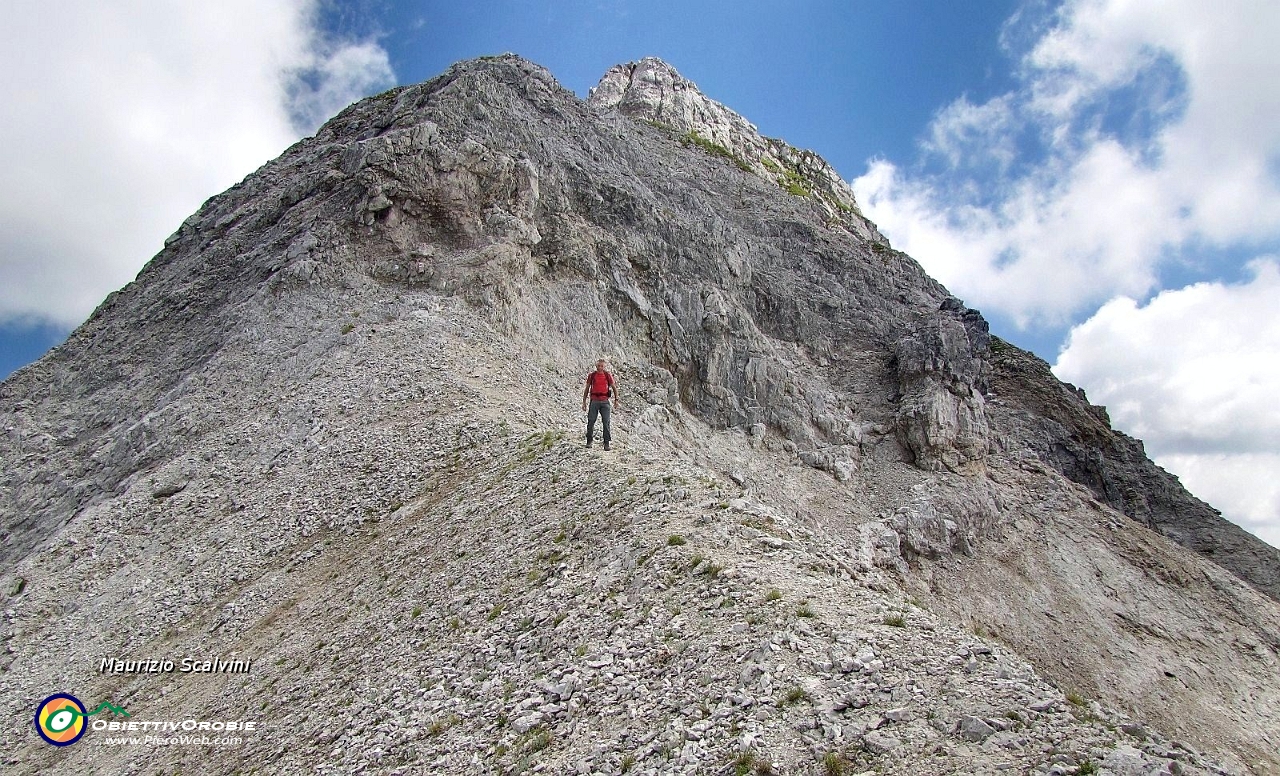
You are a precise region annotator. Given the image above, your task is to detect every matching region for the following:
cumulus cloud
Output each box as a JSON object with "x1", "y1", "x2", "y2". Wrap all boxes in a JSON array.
[
  {"x1": 851, "y1": 0, "x2": 1280, "y2": 327},
  {"x1": 0, "y1": 1, "x2": 394, "y2": 328},
  {"x1": 851, "y1": 0, "x2": 1280, "y2": 548},
  {"x1": 287, "y1": 39, "x2": 397, "y2": 131},
  {"x1": 1054, "y1": 260, "x2": 1280, "y2": 547},
  {"x1": 921, "y1": 95, "x2": 1019, "y2": 175},
  {"x1": 855, "y1": 139, "x2": 1175, "y2": 327}
]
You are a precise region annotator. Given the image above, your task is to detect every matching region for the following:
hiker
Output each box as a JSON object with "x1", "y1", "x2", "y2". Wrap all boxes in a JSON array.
[{"x1": 582, "y1": 358, "x2": 618, "y2": 450}]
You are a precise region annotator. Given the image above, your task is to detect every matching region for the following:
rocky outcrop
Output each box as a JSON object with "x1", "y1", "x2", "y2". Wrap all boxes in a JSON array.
[
  {"x1": 588, "y1": 57, "x2": 884, "y2": 242},
  {"x1": 893, "y1": 297, "x2": 993, "y2": 473}
]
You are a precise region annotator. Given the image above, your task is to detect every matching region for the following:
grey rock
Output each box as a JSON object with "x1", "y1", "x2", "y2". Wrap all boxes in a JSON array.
[
  {"x1": 883, "y1": 707, "x2": 910, "y2": 722},
  {"x1": 149, "y1": 475, "x2": 188, "y2": 499},
  {"x1": 1100, "y1": 744, "x2": 1166, "y2": 776},
  {"x1": 586, "y1": 653, "x2": 614, "y2": 668},
  {"x1": 893, "y1": 301, "x2": 992, "y2": 474},
  {"x1": 1121, "y1": 723, "x2": 1151, "y2": 740},
  {"x1": 862, "y1": 729, "x2": 900, "y2": 755},
  {"x1": 957, "y1": 715, "x2": 997, "y2": 742},
  {"x1": 587, "y1": 57, "x2": 881, "y2": 242},
  {"x1": 988, "y1": 344, "x2": 1280, "y2": 601}
]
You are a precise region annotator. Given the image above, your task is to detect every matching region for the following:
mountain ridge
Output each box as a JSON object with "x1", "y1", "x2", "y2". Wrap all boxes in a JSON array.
[{"x1": 2, "y1": 53, "x2": 1278, "y2": 774}]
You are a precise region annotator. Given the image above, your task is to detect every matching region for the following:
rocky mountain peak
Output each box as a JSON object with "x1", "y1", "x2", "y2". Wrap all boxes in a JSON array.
[
  {"x1": 587, "y1": 57, "x2": 738, "y2": 136},
  {"x1": 588, "y1": 57, "x2": 878, "y2": 238}
]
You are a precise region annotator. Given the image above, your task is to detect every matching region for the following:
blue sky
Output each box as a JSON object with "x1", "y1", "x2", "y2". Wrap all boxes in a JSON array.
[{"x1": 2, "y1": 0, "x2": 1278, "y2": 548}]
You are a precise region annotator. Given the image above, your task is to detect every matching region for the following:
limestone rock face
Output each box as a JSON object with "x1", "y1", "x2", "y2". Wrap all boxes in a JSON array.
[
  {"x1": 893, "y1": 298, "x2": 992, "y2": 473},
  {"x1": 588, "y1": 57, "x2": 882, "y2": 242},
  {"x1": 2, "y1": 54, "x2": 1279, "y2": 775},
  {"x1": 987, "y1": 341, "x2": 1280, "y2": 602}
]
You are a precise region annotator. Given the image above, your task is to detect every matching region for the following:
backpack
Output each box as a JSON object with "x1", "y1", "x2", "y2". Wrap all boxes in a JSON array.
[{"x1": 587, "y1": 371, "x2": 614, "y2": 399}]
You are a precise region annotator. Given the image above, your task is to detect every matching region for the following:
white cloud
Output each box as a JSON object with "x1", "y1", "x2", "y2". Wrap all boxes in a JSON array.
[
  {"x1": 288, "y1": 39, "x2": 397, "y2": 131},
  {"x1": 855, "y1": 138, "x2": 1175, "y2": 327},
  {"x1": 1054, "y1": 260, "x2": 1280, "y2": 547},
  {"x1": 0, "y1": 1, "x2": 393, "y2": 328},
  {"x1": 1155, "y1": 453, "x2": 1280, "y2": 549},
  {"x1": 1022, "y1": 0, "x2": 1167, "y2": 119},
  {"x1": 922, "y1": 95, "x2": 1019, "y2": 174},
  {"x1": 851, "y1": 0, "x2": 1280, "y2": 327},
  {"x1": 851, "y1": 0, "x2": 1280, "y2": 550},
  {"x1": 1024, "y1": 0, "x2": 1280, "y2": 243}
]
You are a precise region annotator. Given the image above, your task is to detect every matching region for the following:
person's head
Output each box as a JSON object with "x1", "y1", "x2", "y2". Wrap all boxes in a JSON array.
[{"x1": 595, "y1": 359, "x2": 607, "y2": 372}]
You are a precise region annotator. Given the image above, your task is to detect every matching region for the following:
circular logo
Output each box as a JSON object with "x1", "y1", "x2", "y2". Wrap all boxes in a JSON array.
[{"x1": 35, "y1": 693, "x2": 87, "y2": 746}]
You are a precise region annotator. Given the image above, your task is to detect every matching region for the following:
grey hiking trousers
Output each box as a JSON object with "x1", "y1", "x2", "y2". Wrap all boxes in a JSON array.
[{"x1": 587, "y1": 400, "x2": 611, "y2": 445}]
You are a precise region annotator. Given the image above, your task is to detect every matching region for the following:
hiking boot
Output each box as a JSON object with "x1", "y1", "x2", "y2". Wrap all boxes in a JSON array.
[
  {"x1": 586, "y1": 438, "x2": 592, "y2": 448},
  {"x1": 603, "y1": 441, "x2": 610, "y2": 451}
]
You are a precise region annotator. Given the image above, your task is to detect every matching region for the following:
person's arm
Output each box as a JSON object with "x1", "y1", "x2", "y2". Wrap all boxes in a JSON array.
[
  {"x1": 611, "y1": 374, "x2": 619, "y2": 408},
  {"x1": 582, "y1": 376, "x2": 589, "y2": 411}
]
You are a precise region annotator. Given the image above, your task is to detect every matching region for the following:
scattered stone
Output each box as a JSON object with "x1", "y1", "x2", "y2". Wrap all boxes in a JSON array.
[
  {"x1": 862, "y1": 729, "x2": 901, "y2": 755},
  {"x1": 958, "y1": 715, "x2": 997, "y2": 742},
  {"x1": 150, "y1": 476, "x2": 189, "y2": 498}
]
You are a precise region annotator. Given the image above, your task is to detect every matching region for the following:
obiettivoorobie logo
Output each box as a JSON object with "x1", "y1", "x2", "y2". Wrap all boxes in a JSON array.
[{"x1": 34, "y1": 693, "x2": 129, "y2": 746}]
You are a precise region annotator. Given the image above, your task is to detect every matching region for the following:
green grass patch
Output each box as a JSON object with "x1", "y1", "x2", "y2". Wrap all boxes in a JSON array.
[
  {"x1": 732, "y1": 749, "x2": 775, "y2": 775},
  {"x1": 517, "y1": 725, "x2": 552, "y2": 753},
  {"x1": 427, "y1": 713, "x2": 458, "y2": 736},
  {"x1": 641, "y1": 118, "x2": 678, "y2": 133},
  {"x1": 519, "y1": 429, "x2": 564, "y2": 461},
  {"x1": 821, "y1": 751, "x2": 851, "y2": 776},
  {"x1": 681, "y1": 131, "x2": 754, "y2": 172},
  {"x1": 779, "y1": 164, "x2": 812, "y2": 196}
]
